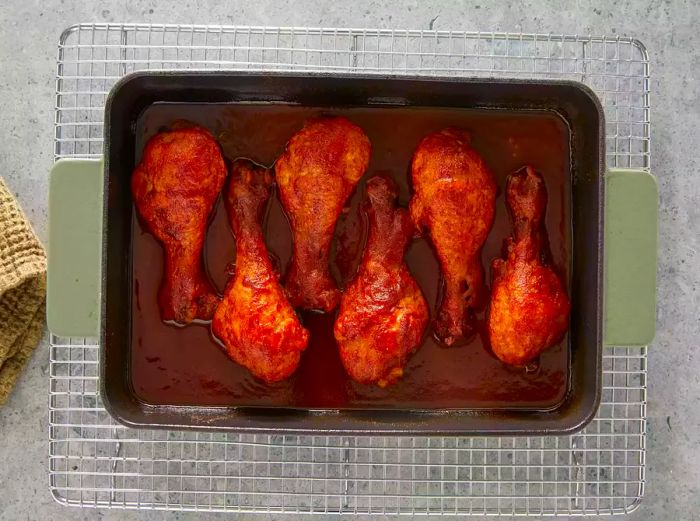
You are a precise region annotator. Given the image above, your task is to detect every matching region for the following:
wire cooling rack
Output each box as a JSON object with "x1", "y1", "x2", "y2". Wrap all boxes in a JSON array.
[{"x1": 50, "y1": 24, "x2": 650, "y2": 517}]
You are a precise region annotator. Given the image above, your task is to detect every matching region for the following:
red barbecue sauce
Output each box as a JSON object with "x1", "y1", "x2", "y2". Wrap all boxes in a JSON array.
[{"x1": 131, "y1": 104, "x2": 570, "y2": 409}]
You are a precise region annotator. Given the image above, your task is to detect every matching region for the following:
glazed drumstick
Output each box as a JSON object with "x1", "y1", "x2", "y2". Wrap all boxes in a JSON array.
[
  {"x1": 409, "y1": 128, "x2": 497, "y2": 345},
  {"x1": 275, "y1": 116, "x2": 371, "y2": 312},
  {"x1": 212, "y1": 160, "x2": 309, "y2": 383},
  {"x1": 334, "y1": 176, "x2": 429, "y2": 387},
  {"x1": 488, "y1": 166, "x2": 571, "y2": 366},
  {"x1": 131, "y1": 125, "x2": 226, "y2": 324}
]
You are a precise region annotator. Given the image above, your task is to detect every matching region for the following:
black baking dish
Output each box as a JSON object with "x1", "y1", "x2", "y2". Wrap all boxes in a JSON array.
[{"x1": 103, "y1": 72, "x2": 606, "y2": 435}]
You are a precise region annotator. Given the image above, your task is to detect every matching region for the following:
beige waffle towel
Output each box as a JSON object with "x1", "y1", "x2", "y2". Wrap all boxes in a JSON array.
[{"x1": 0, "y1": 176, "x2": 46, "y2": 405}]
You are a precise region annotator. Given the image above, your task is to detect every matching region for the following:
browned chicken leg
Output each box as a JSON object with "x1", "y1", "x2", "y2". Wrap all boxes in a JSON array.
[
  {"x1": 410, "y1": 128, "x2": 497, "y2": 345},
  {"x1": 334, "y1": 176, "x2": 429, "y2": 387},
  {"x1": 275, "y1": 116, "x2": 371, "y2": 312},
  {"x1": 488, "y1": 166, "x2": 571, "y2": 366},
  {"x1": 212, "y1": 160, "x2": 309, "y2": 383},
  {"x1": 131, "y1": 125, "x2": 226, "y2": 324}
]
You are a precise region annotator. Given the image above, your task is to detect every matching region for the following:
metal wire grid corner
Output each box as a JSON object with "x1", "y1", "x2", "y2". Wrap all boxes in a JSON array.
[{"x1": 50, "y1": 24, "x2": 650, "y2": 517}]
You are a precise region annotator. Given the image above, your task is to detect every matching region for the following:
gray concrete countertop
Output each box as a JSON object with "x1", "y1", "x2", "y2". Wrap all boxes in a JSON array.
[{"x1": 0, "y1": 1, "x2": 698, "y2": 520}]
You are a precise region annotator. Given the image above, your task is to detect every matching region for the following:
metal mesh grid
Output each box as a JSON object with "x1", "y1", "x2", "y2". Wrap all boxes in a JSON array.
[{"x1": 50, "y1": 24, "x2": 650, "y2": 516}]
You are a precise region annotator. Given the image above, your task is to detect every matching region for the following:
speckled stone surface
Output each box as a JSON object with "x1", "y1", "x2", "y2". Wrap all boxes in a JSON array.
[{"x1": 0, "y1": 1, "x2": 698, "y2": 520}]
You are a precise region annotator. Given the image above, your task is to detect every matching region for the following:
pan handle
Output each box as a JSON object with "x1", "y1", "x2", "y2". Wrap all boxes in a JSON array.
[
  {"x1": 47, "y1": 158, "x2": 103, "y2": 337},
  {"x1": 45, "y1": 160, "x2": 657, "y2": 345},
  {"x1": 604, "y1": 168, "x2": 658, "y2": 346}
]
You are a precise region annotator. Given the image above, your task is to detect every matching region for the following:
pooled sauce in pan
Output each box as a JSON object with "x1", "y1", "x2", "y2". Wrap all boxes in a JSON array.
[{"x1": 131, "y1": 104, "x2": 571, "y2": 409}]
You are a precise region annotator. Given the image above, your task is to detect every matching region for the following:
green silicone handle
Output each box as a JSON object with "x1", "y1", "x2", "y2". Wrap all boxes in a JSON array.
[
  {"x1": 47, "y1": 158, "x2": 103, "y2": 337},
  {"x1": 45, "y1": 160, "x2": 657, "y2": 346},
  {"x1": 604, "y1": 168, "x2": 658, "y2": 346}
]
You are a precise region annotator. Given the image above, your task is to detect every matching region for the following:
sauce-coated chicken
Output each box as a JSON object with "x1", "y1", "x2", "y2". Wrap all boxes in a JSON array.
[
  {"x1": 212, "y1": 160, "x2": 309, "y2": 383},
  {"x1": 410, "y1": 128, "x2": 497, "y2": 345},
  {"x1": 488, "y1": 166, "x2": 570, "y2": 366},
  {"x1": 131, "y1": 125, "x2": 226, "y2": 324},
  {"x1": 275, "y1": 116, "x2": 371, "y2": 312},
  {"x1": 334, "y1": 176, "x2": 429, "y2": 387}
]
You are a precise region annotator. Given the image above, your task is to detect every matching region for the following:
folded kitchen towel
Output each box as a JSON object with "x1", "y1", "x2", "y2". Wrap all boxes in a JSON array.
[{"x1": 0, "y1": 176, "x2": 46, "y2": 406}]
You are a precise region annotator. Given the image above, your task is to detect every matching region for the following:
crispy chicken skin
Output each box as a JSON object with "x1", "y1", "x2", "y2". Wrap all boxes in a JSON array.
[
  {"x1": 131, "y1": 125, "x2": 226, "y2": 324},
  {"x1": 409, "y1": 128, "x2": 497, "y2": 345},
  {"x1": 212, "y1": 160, "x2": 309, "y2": 383},
  {"x1": 488, "y1": 166, "x2": 571, "y2": 366},
  {"x1": 334, "y1": 176, "x2": 429, "y2": 387},
  {"x1": 275, "y1": 116, "x2": 371, "y2": 312}
]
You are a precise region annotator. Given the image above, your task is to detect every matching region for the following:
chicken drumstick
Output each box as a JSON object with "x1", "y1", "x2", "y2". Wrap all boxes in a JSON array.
[
  {"x1": 334, "y1": 176, "x2": 429, "y2": 387},
  {"x1": 275, "y1": 116, "x2": 371, "y2": 312},
  {"x1": 488, "y1": 166, "x2": 570, "y2": 366},
  {"x1": 131, "y1": 125, "x2": 226, "y2": 324},
  {"x1": 410, "y1": 128, "x2": 497, "y2": 345},
  {"x1": 212, "y1": 160, "x2": 309, "y2": 383}
]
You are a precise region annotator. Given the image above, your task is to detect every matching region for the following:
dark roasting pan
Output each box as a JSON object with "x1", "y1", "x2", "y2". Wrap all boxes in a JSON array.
[{"x1": 47, "y1": 72, "x2": 658, "y2": 435}]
